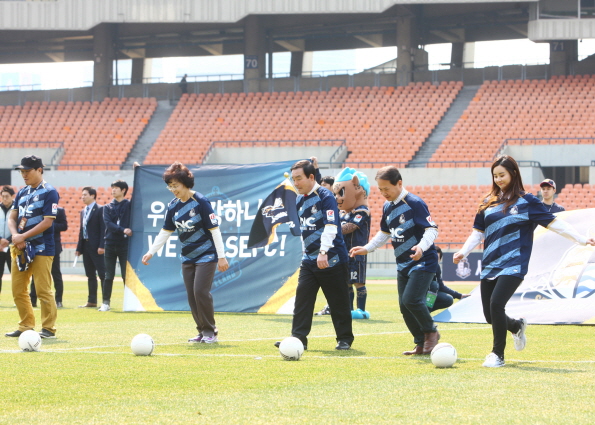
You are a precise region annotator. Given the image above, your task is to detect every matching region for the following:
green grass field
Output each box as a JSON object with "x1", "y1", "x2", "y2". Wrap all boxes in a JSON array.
[{"x1": 0, "y1": 277, "x2": 593, "y2": 424}]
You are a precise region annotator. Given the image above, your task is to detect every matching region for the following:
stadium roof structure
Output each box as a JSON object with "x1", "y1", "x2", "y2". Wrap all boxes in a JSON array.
[{"x1": 0, "y1": 0, "x2": 539, "y2": 65}]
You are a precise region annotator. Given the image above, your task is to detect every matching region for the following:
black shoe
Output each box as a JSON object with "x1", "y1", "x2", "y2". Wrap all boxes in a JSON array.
[
  {"x1": 56, "y1": 302, "x2": 63, "y2": 308},
  {"x1": 32, "y1": 304, "x2": 37, "y2": 308},
  {"x1": 335, "y1": 341, "x2": 351, "y2": 350},
  {"x1": 39, "y1": 329, "x2": 56, "y2": 339},
  {"x1": 5, "y1": 330, "x2": 23, "y2": 338},
  {"x1": 274, "y1": 341, "x2": 307, "y2": 350}
]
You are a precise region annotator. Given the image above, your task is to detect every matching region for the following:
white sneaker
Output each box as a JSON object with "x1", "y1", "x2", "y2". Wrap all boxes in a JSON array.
[
  {"x1": 482, "y1": 352, "x2": 505, "y2": 368},
  {"x1": 512, "y1": 317, "x2": 527, "y2": 351},
  {"x1": 98, "y1": 303, "x2": 110, "y2": 312},
  {"x1": 200, "y1": 335, "x2": 218, "y2": 344}
]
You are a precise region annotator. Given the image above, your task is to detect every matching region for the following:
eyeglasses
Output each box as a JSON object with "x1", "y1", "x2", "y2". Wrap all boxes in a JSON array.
[{"x1": 166, "y1": 184, "x2": 182, "y2": 191}]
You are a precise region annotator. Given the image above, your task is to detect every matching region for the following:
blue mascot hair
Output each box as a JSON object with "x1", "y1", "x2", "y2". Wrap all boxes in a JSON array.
[{"x1": 335, "y1": 167, "x2": 370, "y2": 196}]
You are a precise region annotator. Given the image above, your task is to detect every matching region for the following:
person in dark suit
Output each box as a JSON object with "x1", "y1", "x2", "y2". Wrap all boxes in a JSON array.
[
  {"x1": 30, "y1": 206, "x2": 68, "y2": 308},
  {"x1": 75, "y1": 187, "x2": 105, "y2": 308}
]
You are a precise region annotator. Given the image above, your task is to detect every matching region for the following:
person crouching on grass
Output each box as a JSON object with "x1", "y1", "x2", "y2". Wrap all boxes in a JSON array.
[
  {"x1": 142, "y1": 162, "x2": 229, "y2": 344},
  {"x1": 454, "y1": 155, "x2": 595, "y2": 368},
  {"x1": 350, "y1": 166, "x2": 440, "y2": 355}
]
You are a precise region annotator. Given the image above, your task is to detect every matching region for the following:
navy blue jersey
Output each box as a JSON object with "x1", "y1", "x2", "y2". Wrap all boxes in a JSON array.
[
  {"x1": 163, "y1": 192, "x2": 220, "y2": 264},
  {"x1": 380, "y1": 192, "x2": 438, "y2": 275},
  {"x1": 341, "y1": 205, "x2": 370, "y2": 263},
  {"x1": 12, "y1": 181, "x2": 59, "y2": 256},
  {"x1": 296, "y1": 185, "x2": 348, "y2": 267},
  {"x1": 474, "y1": 193, "x2": 556, "y2": 280}
]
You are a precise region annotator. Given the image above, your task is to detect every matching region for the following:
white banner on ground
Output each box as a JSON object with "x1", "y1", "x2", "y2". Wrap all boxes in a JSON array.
[{"x1": 434, "y1": 208, "x2": 595, "y2": 325}]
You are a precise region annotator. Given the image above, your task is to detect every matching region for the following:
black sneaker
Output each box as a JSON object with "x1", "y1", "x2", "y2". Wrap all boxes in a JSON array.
[
  {"x1": 274, "y1": 340, "x2": 307, "y2": 350},
  {"x1": 56, "y1": 302, "x2": 64, "y2": 308},
  {"x1": 315, "y1": 305, "x2": 331, "y2": 316},
  {"x1": 335, "y1": 341, "x2": 351, "y2": 350},
  {"x1": 39, "y1": 329, "x2": 56, "y2": 339},
  {"x1": 5, "y1": 330, "x2": 23, "y2": 338}
]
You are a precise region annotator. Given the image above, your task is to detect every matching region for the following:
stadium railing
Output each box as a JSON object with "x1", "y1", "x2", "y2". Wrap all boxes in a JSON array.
[{"x1": 1, "y1": 141, "x2": 64, "y2": 167}]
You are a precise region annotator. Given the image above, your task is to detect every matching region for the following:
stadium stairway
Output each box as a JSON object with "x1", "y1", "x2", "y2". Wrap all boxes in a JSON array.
[
  {"x1": 122, "y1": 100, "x2": 175, "y2": 169},
  {"x1": 408, "y1": 85, "x2": 481, "y2": 167}
]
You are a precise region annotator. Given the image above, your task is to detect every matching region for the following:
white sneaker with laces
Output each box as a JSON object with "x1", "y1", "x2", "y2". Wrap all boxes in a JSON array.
[
  {"x1": 482, "y1": 352, "x2": 505, "y2": 368},
  {"x1": 98, "y1": 303, "x2": 110, "y2": 312},
  {"x1": 200, "y1": 335, "x2": 218, "y2": 344},
  {"x1": 512, "y1": 317, "x2": 527, "y2": 351}
]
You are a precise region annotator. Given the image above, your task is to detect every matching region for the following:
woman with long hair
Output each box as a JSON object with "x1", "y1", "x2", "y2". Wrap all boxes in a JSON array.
[
  {"x1": 454, "y1": 155, "x2": 594, "y2": 367},
  {"x1": 142, "y1": 162, "x2": 229, "y2": 343}
]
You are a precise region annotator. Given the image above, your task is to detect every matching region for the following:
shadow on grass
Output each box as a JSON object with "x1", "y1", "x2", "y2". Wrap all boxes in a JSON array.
[
  {"x1": 311, "y1": 348, "x2": 366, "y2": 356},
  {"x1": 186, "y1": 343, "x2": 236, "y2": 351},
  {"x1": 42, "y1": 339, "x2": 70, "y2": 345},
  {"x1": 508, "y1": 364, "x2": 586, "y2": 374}
]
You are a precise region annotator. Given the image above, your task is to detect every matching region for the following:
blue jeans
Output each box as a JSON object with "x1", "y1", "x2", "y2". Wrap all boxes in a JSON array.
[{"x1": 397, "y1": 270, "x2": 437, "y2": 346}]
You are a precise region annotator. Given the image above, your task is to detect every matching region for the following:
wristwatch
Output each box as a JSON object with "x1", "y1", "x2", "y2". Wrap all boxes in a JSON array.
[{"x1": 319, "y1": 250, "x2": 327, "y2": 256}]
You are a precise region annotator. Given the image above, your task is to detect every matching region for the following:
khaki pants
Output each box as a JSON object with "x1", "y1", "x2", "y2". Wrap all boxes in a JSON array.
[{"x1": 11, "y1": 246, "x2": 57, "y2": 333}]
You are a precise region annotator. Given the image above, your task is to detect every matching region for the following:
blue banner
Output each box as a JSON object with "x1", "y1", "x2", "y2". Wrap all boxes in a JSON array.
[{"x1": 124, "y1": 161, "x2": 302, "y2": 313}]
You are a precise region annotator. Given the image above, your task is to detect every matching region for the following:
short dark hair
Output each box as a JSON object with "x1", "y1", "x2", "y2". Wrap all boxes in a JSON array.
[
  {"x1": 375, "y1": 166, "x2": 402, "y2": 185},
  {"x1": 290, "y1": 160, "x2": 316, "y2": 179},
  {"x1": 82, "y1": 186, "x2": 97, "y2": 199},
  {"x1": 322, "y1": 176, "x2": 335, "y2": 186},
  {"x1": 111, "y1": 180, "x2": 129, "y2": 196},
  {"x1": 436, "y1": 246, "x2": 442, "y2": 260},
  {"x1": 163, "y1": 162, "x2": 194, "y2": 189},
  {"x1": 1, "y1": 185, "x2": 15, "y2": 196}
]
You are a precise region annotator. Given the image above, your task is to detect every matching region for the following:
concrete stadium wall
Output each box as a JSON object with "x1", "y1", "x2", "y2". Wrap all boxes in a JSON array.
[
  {"x1": 205, "y1": 146, "x2": 346, "y2": 165},
  {"x1": 504, "y1": 144, "x2": 595, "y2": 167},
  {"x1": 1, "y1": 148, "x2": 60, "y2": 169},
  {"x1": 10, "y1": 170, "x2": 135, "y2": 189}
]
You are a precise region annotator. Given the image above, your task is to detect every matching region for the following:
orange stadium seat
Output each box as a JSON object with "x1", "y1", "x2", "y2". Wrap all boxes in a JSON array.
[
  {"x1": 429, "y1": 75, "x2": 595, "y2": 166},
  {"x1": 144, "y1": 82, "x2": 461, "y2": 165},
  {"x1": 0, "y1": 98, "x2": 156, "y2": 170}
]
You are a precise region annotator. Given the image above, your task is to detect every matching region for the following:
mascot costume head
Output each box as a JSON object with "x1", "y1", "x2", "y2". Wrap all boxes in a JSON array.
[{"x1": 333, "y1": 167, "x2": 370, "y2": 212}]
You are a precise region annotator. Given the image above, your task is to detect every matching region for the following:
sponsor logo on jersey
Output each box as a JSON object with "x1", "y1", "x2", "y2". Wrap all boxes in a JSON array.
[
  {"x1": 52, "y1": 203, "x2": 58, "y2": 214},
  {"x1": 311, "y1": 205, "x2": 317, "y2": 214},
  {"x1": 209, "y1": 213, "x2": 218, "y2": 226},
  {"x1": 189, "y1": 208, "x2": 196, "y2": 217},
  {"x1": 399, "y1": 214, "x2": 405, "y2": 224},
  {"x1": 354, "y1": 214, "x2": 362, "y2": 223},
  {"x1": 326, "y1": 210, "x2": 335, "y2": 222}
]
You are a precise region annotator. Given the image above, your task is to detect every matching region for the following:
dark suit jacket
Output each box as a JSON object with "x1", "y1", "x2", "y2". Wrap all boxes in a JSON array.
[
  {"x1": 76, "y1": 203, "x2": 105, "y2": 252},
  {"x1": 53, "y1": 207, "x2": 68, "y2": 255}
]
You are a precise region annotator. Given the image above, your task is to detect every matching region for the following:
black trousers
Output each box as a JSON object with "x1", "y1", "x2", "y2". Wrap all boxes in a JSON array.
[
  {"x1": 82, "y1": 242, "x2": 106, "y2": 304},
  {"x1": 30, "y1": 253, "x2": 64, "y2": 304},
  {"x1": 398, "y1": 270, "x2": 437, "y2": 346},
  {"x1": 0, "y1": 250, "x2": 11, "y2": 293},
  {"x1": 103, "y1": 241, "x2": 128, "y2": 303},
  {"x1": 480, "y1": 275, "x2": 523, "y2": 359},
  {"x1": 292, "y1": 261, "x2": 354, "y2": 347}
]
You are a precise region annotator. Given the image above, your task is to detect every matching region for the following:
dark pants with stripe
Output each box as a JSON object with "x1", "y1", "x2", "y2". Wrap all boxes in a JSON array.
[
  {"x1": 480, "y1": 275, "x2": 523, "y2": 359},
  {"x1": 181, "y1": 262, "x2": 217, "y2": 337},
  {"x1": 398, "y1": 270, "x2": 437, "y2": 346},
  {"x1": 292, "y1": 261, "x2": 354, "y2": 348},
  {"x1": 103, "y1": 241, "x2": 128, "y2": 304},
  {"x1": 82, "y1": 242, "x2": 105, "y2": 304}
]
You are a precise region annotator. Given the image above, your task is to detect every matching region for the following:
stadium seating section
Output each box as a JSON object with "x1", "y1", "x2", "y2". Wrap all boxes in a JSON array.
[
  {"x1": 145, "y1": 82, "x2": 462, "y2": 166},
  {"x1": 430, "y1": 75, "x2": 595, "y2": 166},
  {"x1": 0, "y1": 98, "x2": 156, "y2": 170}
]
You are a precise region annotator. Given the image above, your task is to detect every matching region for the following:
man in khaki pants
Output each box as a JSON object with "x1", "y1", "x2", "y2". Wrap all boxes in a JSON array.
[{"x1": 5, "y1": 155, "x2": 59, "y2": 339}]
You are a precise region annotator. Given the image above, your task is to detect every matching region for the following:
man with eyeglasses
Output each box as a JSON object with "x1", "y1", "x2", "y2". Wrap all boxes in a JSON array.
[
  {"x1": 101, "y1": 180, "x2": 132, "y2": 312},
  {"x1": 5, "y1": 155, "x2": 59, "y2": 339}
]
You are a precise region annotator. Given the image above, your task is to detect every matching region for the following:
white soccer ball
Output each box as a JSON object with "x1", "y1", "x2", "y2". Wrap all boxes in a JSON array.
[
  {"x1": 431, "y1": 342, "x2": 457, "y2": 368},
  {"x1": 278, "y1": 337, "x2": 304, "y2": 361},
  {"x1": 19, "y1": 330, "x2": 42, "y2": 352},
  {"x1": 131, "y1": 334, "x2": 154, "y2": 356}
]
